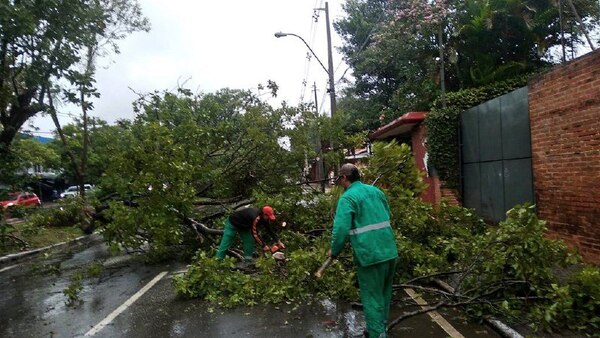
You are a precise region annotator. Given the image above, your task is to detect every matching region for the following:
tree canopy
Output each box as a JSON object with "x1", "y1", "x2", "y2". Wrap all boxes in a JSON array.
[
  {"x1": 335, "y1": 0, "x2": 600, "y2": 129},
  {"x1": 0, "y1": 0, "x2": 149, "y2": 153},
  {"x1": 93, "y1": 87, "x2": 353, "y2": 254}
]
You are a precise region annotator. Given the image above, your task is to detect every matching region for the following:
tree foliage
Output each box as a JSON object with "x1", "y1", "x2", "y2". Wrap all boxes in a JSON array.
[
  {"x1": 96, "y1": 88, "x2": 351, "y2": 254},
  {"x1": 173, "y1": 138, "x2": 600, "y2": 336},
  {"x1": 335, "y1": 0, "x2": 600, "y2": 128},
  {"x1": 47, "y1": 118, "x2": 128, "y2": 185},
  {"x1": 0, "y1": 134, "x2": 61, "y2": 188},
  {"x1": 0, "y1": 0, "x2": 148, "y2": 153}
]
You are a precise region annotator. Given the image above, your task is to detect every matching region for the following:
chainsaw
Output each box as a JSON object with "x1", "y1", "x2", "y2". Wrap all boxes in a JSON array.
[{"x1": 268, "y1": 240, "x2": 286, "y2": 259}]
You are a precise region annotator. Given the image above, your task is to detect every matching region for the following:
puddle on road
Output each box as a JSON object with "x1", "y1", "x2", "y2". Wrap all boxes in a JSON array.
[{"x1": 169, "y1": 320, "x2": 186, "y2": 336}]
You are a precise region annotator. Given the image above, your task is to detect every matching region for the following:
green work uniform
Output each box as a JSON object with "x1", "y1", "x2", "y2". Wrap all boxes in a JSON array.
[
  {"x1": 215, "y1": 219, "x2": 256, "y2": 262},
  {"x1": 331, "y1": 181, "x2": 398, "y2": 338},
  {"x1": 215, "y1": 207, "x2": 279, "y2": 262}
]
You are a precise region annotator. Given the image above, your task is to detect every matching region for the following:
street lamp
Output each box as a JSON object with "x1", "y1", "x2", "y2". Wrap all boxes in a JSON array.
[
  {"x1": 274, "y1": 30, "x2": 336, "y2": 117},
  {"x1": 275, "y1": 31, "x2": 335, "y2": 191},
  {"x1": 274, "y1": 3, "x2": 337, "y2": 192},
  {"x1": 274, "y1": 32, "x2": 329, "y2": 76}
]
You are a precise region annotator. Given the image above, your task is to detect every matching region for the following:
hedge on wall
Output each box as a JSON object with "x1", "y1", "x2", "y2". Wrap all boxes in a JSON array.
[{"x1": 425, "y1": 74, "x2": 535, "y2": 190}]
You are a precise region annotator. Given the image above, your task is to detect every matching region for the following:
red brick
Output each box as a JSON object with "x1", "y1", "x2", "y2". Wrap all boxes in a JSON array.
[{"x1": 529, "y1": 49, "x2": 600, "y2": 264}]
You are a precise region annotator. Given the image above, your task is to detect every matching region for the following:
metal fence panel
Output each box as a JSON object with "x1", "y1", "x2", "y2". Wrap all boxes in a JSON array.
[
  {"x1": 479, "y1": 99, "x2": 503, "y2": 162},
  {"x1": 460, "y1": 87, "x2": 534, "y2": 223},
  {"x1": 503, "y1": 158, "x2": 534, "y2": 210},
  {"x1": 501, "y1": 87, "x2": 531, "y2": 159},
  {"x1": 480, "y1": 161, "x2": 505, "y2": 222},
  {"x1": 461, "y1": 107, "x2": 480, "y2": 164},
  {"x1": 463, "y1": 163, "x2": 481, "y2": 213}
]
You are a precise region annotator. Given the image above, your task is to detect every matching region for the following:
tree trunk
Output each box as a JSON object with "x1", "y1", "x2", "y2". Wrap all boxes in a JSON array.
[{"x1": 0, "y1": 95, "x2": 41, "y2": 152}]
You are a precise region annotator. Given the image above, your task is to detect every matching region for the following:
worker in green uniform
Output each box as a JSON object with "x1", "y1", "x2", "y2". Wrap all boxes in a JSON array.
[
  {"x1": 215, "y1": 205, "x2": 283, "y2": 262},
  {"x1": 328, "y1": 163, "x2": 398, "y2": 338}
]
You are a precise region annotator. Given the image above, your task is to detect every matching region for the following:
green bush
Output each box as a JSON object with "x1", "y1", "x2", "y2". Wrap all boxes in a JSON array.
[
  {"x1": 174, "y1": 242, "x2": 358, "y2": 308},
  {"x1": 26, "y1": 198, "x2": 87, "y2": 228},
  {"x1": 253, "y1": 186, "x2": 335, "y2": 233},
  {"x1": 362, "y1": 140, "x2": 426, "y2": 199},
  {"x1": 566, "y1": 267, "x2": 600, "y2": 334},
  {"x1": 390, "y1": 200, "x2": 599, "y2": 335},
  {"x1": 531, "y1": 266, "x2": 600, "y2": 336},
  {"x1": 7, "y1": 205, "x2": 27, "y2": 218},
  {"x1": 392, "y1": 198, "x2": 487, "y2": 279}
]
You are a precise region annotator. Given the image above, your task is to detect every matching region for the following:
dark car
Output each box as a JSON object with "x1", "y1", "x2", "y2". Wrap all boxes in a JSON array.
[{"x1": 0, "y1": 192, "x2": 42, "y2": 208}]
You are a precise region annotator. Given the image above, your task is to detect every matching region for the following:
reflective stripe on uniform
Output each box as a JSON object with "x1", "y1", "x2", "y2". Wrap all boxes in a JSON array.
[{"x1": 348, "y1": 221, "x2": 391, "y2": 236}]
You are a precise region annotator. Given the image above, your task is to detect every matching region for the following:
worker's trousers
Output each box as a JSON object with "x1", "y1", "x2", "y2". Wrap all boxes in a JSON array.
[
  {"x1": 215, "y1": 220, "x2": 255, "y2": 262},
  {"x1": 357, "y1": 258, "x2": 397, "y2": 338}
]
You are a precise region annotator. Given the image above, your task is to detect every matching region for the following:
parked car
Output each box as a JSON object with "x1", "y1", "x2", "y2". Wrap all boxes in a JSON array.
[
  {"x1": 59, "y1": 184, "x2": 93, "y2": 198},
  {"x1": 0, "y1": 192, "x2": 42, "y2": 208}
]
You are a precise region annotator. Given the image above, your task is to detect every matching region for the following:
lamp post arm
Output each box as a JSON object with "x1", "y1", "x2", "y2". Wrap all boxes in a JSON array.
[{"x1": 278, "y1": 33, "x2": 329, "y2": 75}]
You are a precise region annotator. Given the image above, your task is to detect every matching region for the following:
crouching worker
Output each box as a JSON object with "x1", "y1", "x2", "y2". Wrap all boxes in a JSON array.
[{"x1": 215, "y1": 205, "x2": 283, "y2": 263}]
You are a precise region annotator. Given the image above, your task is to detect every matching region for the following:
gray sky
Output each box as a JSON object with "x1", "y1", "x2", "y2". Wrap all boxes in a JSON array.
[{"x1": 30, "y1": 0, "x2": 349, "y2": 135}]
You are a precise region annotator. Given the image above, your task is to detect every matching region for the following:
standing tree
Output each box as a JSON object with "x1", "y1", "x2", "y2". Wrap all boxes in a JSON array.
[
  {"x1": 0, "y1": 134, "x2": 61, "y2": 189},
  {"x1": 50, "y1": 118, "x2": 126, "y2": 185},
  {"x1": 0, "y1": 0, "x2": 148, "y2": 187},
  {"x1": 48, "y1": 0, "x2": 149, "y2": 200}
]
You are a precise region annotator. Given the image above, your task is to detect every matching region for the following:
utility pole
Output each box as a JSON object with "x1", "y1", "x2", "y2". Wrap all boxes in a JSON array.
[
  {"x1": 313, "y1": 82, "x2": 325, "y2": 192},
  {"x1": 438, "y1": 24, "x2": 446, "y2": 108},
  {"x1": 320, "y1": 2, "x2": 337, "y2": 117},
  {"x1": 275, "y1": 2, "x2": 337, "y2": 190},
  {"x1": 316, "y1": 2, "x2": 337, "y2": 190}
]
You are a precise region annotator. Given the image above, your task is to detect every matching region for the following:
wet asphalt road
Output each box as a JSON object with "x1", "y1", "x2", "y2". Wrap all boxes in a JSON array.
[{"x1": 0, "y1": 242, "x2": 502, "y2": 337}]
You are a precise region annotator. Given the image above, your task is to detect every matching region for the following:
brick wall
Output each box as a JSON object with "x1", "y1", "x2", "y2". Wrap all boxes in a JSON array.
[
  {"x1": 528, "y1": 49, "x2": 600, "y2": 263},
  {"x1": 440, "y1": 182, "x2": 460, "y2": 206}
]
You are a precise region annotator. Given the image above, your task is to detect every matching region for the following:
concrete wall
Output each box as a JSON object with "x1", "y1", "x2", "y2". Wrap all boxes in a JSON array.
[{"x1": 529, "y1": 49, "x2": 600, "y2": 263}]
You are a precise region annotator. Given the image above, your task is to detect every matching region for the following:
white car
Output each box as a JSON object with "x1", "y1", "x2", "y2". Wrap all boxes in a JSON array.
[{"x1": 60, "y1": 184, "x2": 93, "y2": 198}]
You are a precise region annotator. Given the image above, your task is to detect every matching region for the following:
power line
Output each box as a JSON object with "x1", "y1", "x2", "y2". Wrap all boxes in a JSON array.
[
  {"x1": 335, "y1": 65, "x2": 351, "y2": 86},
  {"x1": 319, "y1": 80, "x2": 328, "y2": 114},
  {"x1": 299, "y1": 0, "x2": 323, "y2": 103}
]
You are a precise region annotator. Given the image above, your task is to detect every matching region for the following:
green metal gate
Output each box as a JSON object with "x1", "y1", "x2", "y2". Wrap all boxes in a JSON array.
[{"x1": 460, "y1": 87, "x2": 534, "y2": 223}]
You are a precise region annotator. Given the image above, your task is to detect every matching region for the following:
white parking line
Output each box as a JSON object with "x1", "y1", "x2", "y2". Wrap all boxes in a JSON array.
[
  {"x1": 404, "y1": 288, "x2": 465, "y2": 338},
  {"x1": 85, "y1": 271, "x2": 168, "y2": 336},
  {"x1": 0, "y1": 264, "x2": 18, "y2": 273}
]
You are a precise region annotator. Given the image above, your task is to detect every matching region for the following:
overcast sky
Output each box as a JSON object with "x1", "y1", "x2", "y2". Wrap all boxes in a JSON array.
[{"x1": 29, "y1": 0, "x2": 350, "y2": 135}]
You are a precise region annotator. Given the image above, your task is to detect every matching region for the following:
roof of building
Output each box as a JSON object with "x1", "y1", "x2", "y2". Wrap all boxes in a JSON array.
[
  {"x1": 345, "y1": 146, "x2": 370, "y2": 160},
  {"x1": 368, "y1": 112, "x2": 426, "y2": 140}
]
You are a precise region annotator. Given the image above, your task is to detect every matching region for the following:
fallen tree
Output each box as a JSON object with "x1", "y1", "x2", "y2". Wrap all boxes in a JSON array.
[
  {"x1": 172, "y1": 141, "x2": 600, "y2": 337},
  {"x1": 65, "y1": 87, "x2": 599, "y2": 336}
]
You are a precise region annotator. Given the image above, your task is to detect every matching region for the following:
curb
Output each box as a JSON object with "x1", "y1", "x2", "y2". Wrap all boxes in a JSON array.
[{"x1": 0, "y1": 233, "x2": 103, "y2": 267}]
